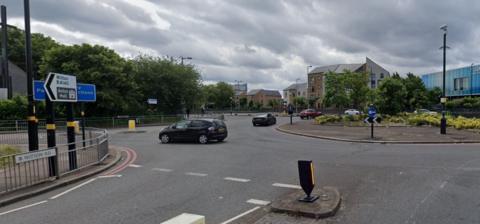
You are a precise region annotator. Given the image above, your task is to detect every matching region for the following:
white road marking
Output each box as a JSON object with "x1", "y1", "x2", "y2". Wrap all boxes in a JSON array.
[
  {"x1": 152, "y1": 168, "x2": 173, "y2": 172},
  {"x1": 128, "y1": 164, "x2": 142, "y2": 168},
  {"x1": 97, "y1": 174, "x2": 122, "y2": 178},
  {"x1": 246, "y1": 199, "x2": 271, "y2": 206},
  {"x1": 224, "y1": 177, "x2": 251, "y2": 183},
  {"x1": 440, "y1": 181, "x2": 448, "y2": 189},
  {"x1": 220, "y1": 206, "x2": 261, "y2": 224},
  {"x1": 49, "y1": 178, "x2": 97, "y2": 200},
  {"x1": 272, "y1": 183, "x2": 302, "y2": 189},
  {"x1": 0, "y1": 200, "x2": 48, "y2": 216},
  {"x1": 161, "y1": 213, "x2": 205, "y2": 224},
  {"x1": 185, "y1": 172, "x2": 208, "y2": 177}
]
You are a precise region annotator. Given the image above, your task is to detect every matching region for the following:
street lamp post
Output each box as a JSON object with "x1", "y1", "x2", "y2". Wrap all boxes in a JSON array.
[
  {"x1": 440, "y1": 25, "x2": 448, "y2": 135},
  {"x1": 180, "y1": 56, "x2": 192, "y2": 65}
]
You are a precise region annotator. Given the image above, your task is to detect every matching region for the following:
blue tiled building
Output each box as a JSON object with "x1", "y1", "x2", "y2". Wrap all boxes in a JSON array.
[{"x1": 422, "y1": 64, "x2": 480, "y2": 97}]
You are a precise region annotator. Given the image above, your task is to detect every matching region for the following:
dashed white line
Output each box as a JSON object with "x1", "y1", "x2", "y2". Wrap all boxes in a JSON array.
[
  {"x1": 272, "y1": 183, "x2": 301, "y2": 189},
  {"x1": 97, "y1": 174, "x2": 122, "y2": 178},
  {"x1": 50, "y1": 178, "x2": 97, "y2": 200},
  {"x1": 0, "y1": 200, "x2": 48, "y2": 216},
  {"x1": 219, "y1": 206, "x2": 261, "y2": 224},
  {"x1": 128, "y1": 164, "x2": 142, "y2": 168},
  {"x1": 246, "y1": 199, "x2": 270, "y2": 206},
  {"x1": 152, "y1": 168, "x2": 173, "y2": 172},
  {"x1": 185, "y1": 172, "x2": 208, "y2": 177},
  {"x1": 224, "y1": 177, "x2": 251, "y2": 183}
]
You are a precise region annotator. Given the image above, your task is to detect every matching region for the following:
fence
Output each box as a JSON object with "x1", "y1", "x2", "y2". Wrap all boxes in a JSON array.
[{"x1": 0, "y1": 128, "x2": 108, "y2": 195}]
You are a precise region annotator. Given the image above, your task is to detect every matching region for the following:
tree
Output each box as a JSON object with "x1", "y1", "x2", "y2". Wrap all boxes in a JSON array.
[
  {"x1": 308, "y1": 97, "x2": 319, "y2": 108},
  {"x1": 323, "y1": 71, "x2": 349, "y2": 112},
  {"x1": 403, "y1": 73, "x2": 428, "y2": 111},
  {"x1": 239, "y1": 97, "x2": 248, "y2": 109},
  {"x1": 40, "y1": 44, "x2": 142, "y2": 116},
  {"x1": 201, "y1": 82, "x2": 235, "y2": 110},
  {"x1": 344, "y1": 71, "x2": 370, "y2": 109},
  {"x1": 376, "y1": 77, "x2": 407, "y2": 115},
  {"x1": 131, "y1": 55, "x2": 203, "y2": 114},
  {"x1": 248, "y1": 100, "x2": 254, "y2": 110},
  {"x1": 268, "y1": 99, "x2": 281, "y2": 111},
  {"x1": 426, "y1": 87, "x2": 442, "y2": 107},
  {"x1": 293, "y1": 96, "x2": 307, "y2": 109}
]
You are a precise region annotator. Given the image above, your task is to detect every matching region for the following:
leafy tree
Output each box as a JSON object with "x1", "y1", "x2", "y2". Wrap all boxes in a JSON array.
[
  {"x1": 402, "y1": 73, "x2": 428, "y2": 111},
  {"x1": 376, "y1": 77, "x2": 407, "y2": 115},
  {"x1": 293, "y1": 96, "x2": 307, "y2": 109},
  {"x1": 248, "y1": 100, "x2": 254, "y2": 109},
  {"x1": 253, "y1": 101, "x2": 263, "y2": 110},
  {"x1": 323, "y1": 71, "x2": 349, "y2": 112},
  {"x1": 344, "y1": 71, "x2": 369, "y2": 109},
  {"x1": 132, "y1": 55, "x2": 202, "y2": 114},
  {"x1": 268, "y1": 99, "x2": 281, "y2": 111},
  {"x1": 239, "y1": 97, "x2": 248, "y2": 109},
  {"x1": 308, "y1": 97, "x2": 319, "y2": 108},
  {"x1": 39, "y1": 44, "x2": 142, "y2": 116},
  {"x1": 201, "y1": 82, "x2": 235, "y2": 109},
  {"x1": 0, "y1": 96, "x2": 28, "y2": 119},
  {"x1": 426, "y1": 87, "x2": 442, "y2": 107}
]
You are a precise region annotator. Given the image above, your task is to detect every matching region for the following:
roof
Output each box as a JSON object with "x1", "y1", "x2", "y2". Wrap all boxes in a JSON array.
[
  {"x1": 247, "y1": 89, "x2": 281, "y2": 97},
  {"x1": 309, "y1": 63, "x2": 364, "y2": 74},
  {"x1": 283, "y1": 82, "x2": 307, "y2": 91}
]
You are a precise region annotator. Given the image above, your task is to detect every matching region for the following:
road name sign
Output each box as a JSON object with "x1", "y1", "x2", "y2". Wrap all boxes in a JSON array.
[
  {"x1": 44, "y1": 73, "x2": 77, "y2": 102},
  {"x1": 15, "y1": 148, "x2": 56, "y2": 164},
  {"x1": 147, "y1": 98, "x2": 158, "y2": 105},
  {"x1": 34, "y1": 80, "x2": 96, "y2": 102}
]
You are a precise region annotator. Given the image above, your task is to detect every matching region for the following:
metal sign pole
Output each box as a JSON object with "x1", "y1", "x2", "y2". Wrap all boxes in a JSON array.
[
  {"x1": 81, "y1": 103, "x2": 86, "y2": 148},
  {"x1": 46, "y1": 98, "x2": 57, "y2": 177},
  {"x1": 371, "y1": 122, "x2": 374, "y2": 139},
  {"x1": 67, "y1": 103, "x2": 77, "y2": 170},
  {"x1": 24, "y1": 0, "x2": 38, "y2": 151}
]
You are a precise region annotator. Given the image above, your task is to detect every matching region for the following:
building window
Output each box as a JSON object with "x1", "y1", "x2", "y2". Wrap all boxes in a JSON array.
[
  {"x1": 454, "y1": 77, "x2": 468, "y2": 91},
  {"x1": 371, "y1": 80, "x2": 376, "y2": 88},
  {"x1": 380, "y1": 73, "x2": 384, "y2": 79},
  {"x1": 311, "y1": 87, "x2": 315, "y2": 92}
]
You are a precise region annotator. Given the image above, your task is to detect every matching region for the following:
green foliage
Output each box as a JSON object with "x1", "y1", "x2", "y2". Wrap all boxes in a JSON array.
[
  {"x1": 314, "y1": 115, "x2": 342, "y2": 124},
  {"x1": 131, "y1": 55, "x2": 202, "y2": 114},
  {"x1": 323, "y1": 71, "x2": 349, "y2": 110},
  {"x1": 0, "y1": 96, "x2": 28, "y2": 119},
  {"x1": 40, "y1": 44, "x2": 143, "y2": 116},
  {"x1": 344, "y1": 71, "x2": 370, "y2": 109},
  {"x1": 293, "y1": 96, "x2": 307, "y2": 108},
  {"x1": 201, "y1": 82, "x2": 235, "y2": 109},
  {"x1": 403, "y1": 73, "x2": 428, "y2": 111},
  {"x1": 248, "y1": 100, "x2": 254, "y2": 109},
  {"x1": 376, "y1": 77, "x2": 407, "y2": 115},
  {"x1": 446, "y1": 97, "x2": 480, "y2": 109},
  {"x1": 239, "y1": 97, "x2": 248, "y2": 109},
  {"x1": 268, "y1": 99, "x2": 281, "y2": 109}
]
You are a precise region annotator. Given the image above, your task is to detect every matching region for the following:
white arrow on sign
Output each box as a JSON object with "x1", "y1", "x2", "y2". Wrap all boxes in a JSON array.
[
  {"x1": 44, "y1": 72, "x2": 77, "y2": 102},
  {"x1": 364, "y1": 117, "x2": 379, "y2": 124}
]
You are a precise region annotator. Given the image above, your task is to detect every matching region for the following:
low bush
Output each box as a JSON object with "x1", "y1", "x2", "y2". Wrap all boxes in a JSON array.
[
  {"x1": 315, "y1": 115, "x2": 342, "y2": 124},
  {"x1": 0, "y1": 145, "x2": 21, "y2": 168}
]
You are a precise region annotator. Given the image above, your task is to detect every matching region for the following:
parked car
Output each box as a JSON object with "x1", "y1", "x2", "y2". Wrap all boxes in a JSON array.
[
  {"x1": 299, "y1": 109, "x2": 322, "y2": 119},
  {"x1": 414, "y1": 109, "x2": 438, "y2": 115},
  {"x1": 159, "y1": 119, "x2": 227, "y2": 144},
  {"x1": 252, "y1": 113, "x2": 276, "y2": 126},
  {"x1": 344, "y1": 109, "x2": 361, "y2": 115}
]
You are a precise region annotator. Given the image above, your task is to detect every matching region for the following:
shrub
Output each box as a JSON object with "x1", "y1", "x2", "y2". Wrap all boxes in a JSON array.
[{"x1": 315, "y1": 115, "x2": 342, "y2": 124}]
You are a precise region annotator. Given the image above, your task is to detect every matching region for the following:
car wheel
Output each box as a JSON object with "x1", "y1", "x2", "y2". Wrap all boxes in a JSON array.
[
  {"x1": 160, "y1": 134, "x2": 170, "y2": 144},
  {"x1": 198, "y1": 134, "x2": 208, "y2": 144}
]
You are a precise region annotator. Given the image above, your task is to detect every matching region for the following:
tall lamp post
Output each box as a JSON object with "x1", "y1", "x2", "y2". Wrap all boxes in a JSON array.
[
  {"x1": 440, "y1": 25, "x2": 448, "y2": 135},
  {"x1": 180, "y1": 56, "x2": 192, "y2": 65}
]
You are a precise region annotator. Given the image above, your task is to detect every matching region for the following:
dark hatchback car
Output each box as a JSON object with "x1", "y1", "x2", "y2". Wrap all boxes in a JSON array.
[
  {"x1": 159, "y1": 119, "x2": 227, "y2": 144},
  {"x1": 252, "y1": 113, "x2": 276, "y2": 126}
]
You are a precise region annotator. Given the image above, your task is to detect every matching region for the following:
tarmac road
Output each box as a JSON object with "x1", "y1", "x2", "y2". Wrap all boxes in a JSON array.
[{"x1": 1, "y1": 115, "x2": 480, "y2": 224}]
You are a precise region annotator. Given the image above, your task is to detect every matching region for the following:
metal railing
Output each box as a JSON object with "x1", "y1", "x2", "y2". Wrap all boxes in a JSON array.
[{"x1": 0, "y1": 128, "x2": 108, "y2": 195}]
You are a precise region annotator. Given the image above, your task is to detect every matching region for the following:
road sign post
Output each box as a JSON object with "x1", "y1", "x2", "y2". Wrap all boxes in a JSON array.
[
  {"x1": 367, "y1": 105, "x2": 377, "y2": 139},
  {"x1": 298, "y1": 160, "x2": 318, "y2": 202},
  {"x1": 45, "y1": 98, "x2": 57, "y2": 177},
  {"x1": 288, "y1": 104, "x2": 294, "y2": 125},
  {"x1": 67, "y1": 103, "x2": 77, "y2": 170}
]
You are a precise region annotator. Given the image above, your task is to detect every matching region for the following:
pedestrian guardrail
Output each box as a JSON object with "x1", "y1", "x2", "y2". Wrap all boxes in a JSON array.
[{"x1": 0, "y1": 128, "x2": 108, "y2": 195}]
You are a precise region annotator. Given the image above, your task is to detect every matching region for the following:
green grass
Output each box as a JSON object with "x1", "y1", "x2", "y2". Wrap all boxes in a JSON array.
[{"x1": 0, "y1": 145, "x2": 21, "y2": 168}]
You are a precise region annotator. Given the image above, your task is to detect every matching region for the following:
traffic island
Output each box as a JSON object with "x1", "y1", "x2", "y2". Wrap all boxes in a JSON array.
[{"x1": 270, "y1": 187, "x2": 341, "y2": 219}]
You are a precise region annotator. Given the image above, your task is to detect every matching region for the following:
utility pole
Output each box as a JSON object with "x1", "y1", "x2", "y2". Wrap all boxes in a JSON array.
[
  {"x1": 440, "y1": 25, "x2": 448, "y2": 135},
  {"x1": 1, "y1": 5, "x2": 10, "y2": 98},
  {"x1": 24, "y1": 0, "x2": 38, "y2": 151}
]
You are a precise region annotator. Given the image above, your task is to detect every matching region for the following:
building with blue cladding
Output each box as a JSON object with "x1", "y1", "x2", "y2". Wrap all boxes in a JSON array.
[{"x1": 422, "y1": 64, "x2": 480, "y2": 97}]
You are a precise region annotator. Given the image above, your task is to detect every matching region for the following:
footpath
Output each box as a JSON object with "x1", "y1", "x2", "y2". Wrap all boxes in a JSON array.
[
  {"x1": 277, "y1": 120, "x2": 480, "y2": 144},
  {"x1": 0, "y1": 146, "x2": 122, "y2": 207}
]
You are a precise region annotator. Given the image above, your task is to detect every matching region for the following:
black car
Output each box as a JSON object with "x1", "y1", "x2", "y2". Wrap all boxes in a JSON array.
[
  {"x1": 159, "y1": 119, "x2": 227, "y2": 144},
  {"x1": 252, "y1": 113, "x2": 276, "y2": 126}
]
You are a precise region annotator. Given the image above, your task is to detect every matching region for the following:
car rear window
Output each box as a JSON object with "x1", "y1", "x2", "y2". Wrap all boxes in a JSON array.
[{"x1": 213, "y1": 120, "x2": 226, "y2": 127}]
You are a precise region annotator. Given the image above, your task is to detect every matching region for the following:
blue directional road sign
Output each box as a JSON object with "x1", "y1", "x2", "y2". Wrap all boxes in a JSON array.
[
  {"x1": 368, "y1": 106, "x2": 377, "y2": 118},
  {"x1": 34, "y1": 80, "x2": 96, "y2": 102}
]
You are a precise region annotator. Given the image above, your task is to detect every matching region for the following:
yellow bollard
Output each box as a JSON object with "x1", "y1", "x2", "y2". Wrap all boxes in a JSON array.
[
  {"x1": 74, "y1": 121, "x2": 80, "y2": 134},
  {"x1": 128, "y1": 119, "x2": 136, "y2": 131}
]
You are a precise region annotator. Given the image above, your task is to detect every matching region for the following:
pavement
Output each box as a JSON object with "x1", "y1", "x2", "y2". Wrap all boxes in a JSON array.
[
  {"x1": 277, "y1": 120, "x2": 480, "y2": 143},
  {"x1": 0, "y1": 116, "x2": 480, "y2": 224}
]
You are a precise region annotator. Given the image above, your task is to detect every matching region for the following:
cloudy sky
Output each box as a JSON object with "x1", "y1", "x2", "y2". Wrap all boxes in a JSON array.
[{"x1": 1, "y1": 0, "x2": 479, "y2": 90}]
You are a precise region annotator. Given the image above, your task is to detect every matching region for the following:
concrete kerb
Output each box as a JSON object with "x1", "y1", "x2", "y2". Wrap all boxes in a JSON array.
[
  {"x1": 0, "y1": 146, "x2": 122, "y2": 207},
  {"x1": 276, "y1": 125, "x2": 480, "y2": 144}
]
